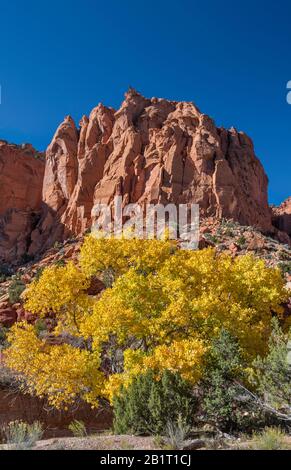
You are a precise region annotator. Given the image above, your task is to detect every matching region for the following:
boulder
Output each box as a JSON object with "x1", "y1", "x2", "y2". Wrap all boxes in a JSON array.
[
  {"x1": 0, "y1": 308, "x2": 17, "y2": 327},
  {"x1": 182, "y1": 439, "x2": 206, "y2": 450}
]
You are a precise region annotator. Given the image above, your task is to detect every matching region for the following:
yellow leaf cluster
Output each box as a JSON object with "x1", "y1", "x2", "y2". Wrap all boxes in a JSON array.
[{"x1": 5, "y1": 323, "x2": 103, "y2": 408}]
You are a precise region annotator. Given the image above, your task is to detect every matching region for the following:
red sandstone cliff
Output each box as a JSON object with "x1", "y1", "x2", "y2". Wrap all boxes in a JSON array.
[
  {"x1": 35, "y1": 89, "x2": 272, "y2": 251},
  {"x1": 272, "y1": 197, "x2": 291, "y2": 236},
  {"x1": 0, "y1": 141, "x2": 45, "y2": 262},
  {"x1": 0, "y1": 89, "x2": 290, "y2": 263}
]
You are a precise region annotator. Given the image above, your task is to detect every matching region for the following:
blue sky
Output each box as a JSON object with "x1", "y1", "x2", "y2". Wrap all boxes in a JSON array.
[{"x1": 0, "y1": 0, "x2": 290, "y2": 204}]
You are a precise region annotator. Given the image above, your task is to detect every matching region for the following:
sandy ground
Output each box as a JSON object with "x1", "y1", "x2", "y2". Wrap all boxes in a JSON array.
[
  {"x1": 1, "y1": 433, "x2": 291, "y2": 450},
  {"x1": 1, "y1": 434, "x2": 158, "y2": 451}
]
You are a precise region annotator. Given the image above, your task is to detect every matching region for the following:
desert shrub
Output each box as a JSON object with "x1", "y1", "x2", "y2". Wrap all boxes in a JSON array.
[
  {"x1": 250, "y1": 427, "x2": 288, "y2": 450},
  {"x1": 4, "y1": 235, "x2": 289, "y2": 409},
  {"x1": 53, "y1": 241, "x2": 63, "y2": 250},
  {"x1": 2, "y1": 420, "x2": 43, "y2": 449},
  {"x1": 54, "y1": 259, "x2": 66, "y2": 268},
  {"x1": 8, "y1": 278, "x2": 26, "y2": 304},
  {"x1": 223, "y1": 228, "x2": 234, "y2": 237},
  {"x1": 34, "y1": 267, "x2": 45, "y2": 281},
  {"x1": 113, "y1": 370, "x2": 196, "y2": 435},
  {"x1": 202, "y1": 330, "x2": 267, "y2": 432},
  {"x1": 278, "y1": 261, "x2": 291, "y2": 276},
  {"x1": 165, "y1": 414, "x2": 190, "y2": 449},
  {"x1": 34, "y1": 318, "x2": 47, "y2": 337},
  {"x1": 236, "y1": 235, "x2": 246, "y2": 247},
  {"x1": 251, "y1": 319, "x2": 291, "y2": 412},
  {"x1": 204, "y1": 233, "x2": 219, "y2": 244},
  {"x1": 68, "y1": 419, "x2": 87, "y2": 437},
  {"x1": 0, "y1": 367, "x2": 17, "y2": 388}
]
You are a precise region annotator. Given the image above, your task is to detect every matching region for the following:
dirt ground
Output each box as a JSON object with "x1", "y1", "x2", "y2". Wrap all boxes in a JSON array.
[
  {"x1": 1, "y1": 434, "x2": 157, "y2": 450},
  {"x1": 1, "y1": 433, "x2": 291, "y2": 450}
]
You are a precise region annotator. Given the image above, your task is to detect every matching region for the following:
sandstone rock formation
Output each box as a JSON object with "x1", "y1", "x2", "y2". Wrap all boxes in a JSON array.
[
  {"x1": 1, "y1": 89, "x2": 290, "y2": 263},
  {"x1": 0, "y1": 307, "x2": 17, "y2": 327},
  {"x1": 36, "y1": 88, "x2": 272, "y2": 249},
  {"x1": 0, "y1": 141, "x2": 45, "y2": 262},
  {"x1": 272, "y1": 197, "x2": 291, "y2": 236}
]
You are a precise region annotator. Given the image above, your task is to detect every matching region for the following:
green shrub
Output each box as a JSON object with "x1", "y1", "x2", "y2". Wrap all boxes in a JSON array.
[
  {"x1": 278, "y1": 261, "x2": 291, "y2": 276},
  {"x1": 8, "y1": 279, "x2": 26, "y2": 304},
  {"x1": 2, "y1": 420, "x2": 43, "y2": 449},
  {"x1": 202, "y1": 330, "x2": 266, "y2": 432},
  {"x1": 68, "y1": 419, "x2": 87, "y2": 437},
  {"x1": 165, "y1": 414, "x2": 190, "y2": 449},
  {"x1": 53, "y1": 259, "x2": 66, "y2": 268},
  {"x1": 34, "y1": 319, "x2": 47, "y2": 337},
  {"x1": 34, "y1": 267, "x2": 45, "y2": 281},
  {"x1": 250, "y1": 427, "x2": 288, "y2": 450},
  {"x1": 204, "y1": 234, "x2": 219, "y2": 244},
  {"x1": 113, "y1": 369, "x2": 196, "y2": 435},
  {"x1": 251, "y1": 319, "x2": 291, "y2": 411},
  {"x1": 236, "y1": 235, "x2": 246, "y2": 247}
]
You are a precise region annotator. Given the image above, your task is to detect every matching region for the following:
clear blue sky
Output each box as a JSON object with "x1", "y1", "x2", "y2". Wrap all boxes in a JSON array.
[{"x1": 0, "y1": 0, "x2": 290, "y2": 204}]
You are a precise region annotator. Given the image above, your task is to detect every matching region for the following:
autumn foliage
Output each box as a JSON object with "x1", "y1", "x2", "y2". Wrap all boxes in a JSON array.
[{"x1": 4, "y1": 235, "x2": 289, "y2": 409}]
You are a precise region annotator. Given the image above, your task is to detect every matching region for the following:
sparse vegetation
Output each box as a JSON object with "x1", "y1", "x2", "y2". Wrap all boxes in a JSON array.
[
  {"x1": 34, "y1": 266, "x2": 45, "y2": 281},
  {"x1": 1, "y1": 420, "x2": 43, "y2": 449},
  {"x1": 8, "y1": 278, "x2": 26, "y2": 304},
  {"x1": 165, "y1": 415, "x2": 190, "y2": 449},
  {"x1": 53, "y1": 241, "x2": 63, "y2": 250},
  {"x1": 68, "y1": 420, "x2": 87, "y2": 438},
  {"x1": 250, "y1": 427, "x2": 288, "y2": 450},
  {"x1": 251, "y1": 318, "x2": 291, "y2": 416},
  {"x1": 278, "y1": 261, "x2": 291, "y2": 275},
  {"x1": 53, "y1": 259, "x2": 66, "y2": 268},
  {"x1": 34, "y1": 318, "x2": 47, "y2": 337},
  {"x1": 236, "y1": 235, "x2": 246, "y2": 247}
]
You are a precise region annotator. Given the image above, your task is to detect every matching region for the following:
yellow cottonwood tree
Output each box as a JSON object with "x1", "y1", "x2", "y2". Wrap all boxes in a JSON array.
[{"x1": 4, "y1": 235, "x2": 289, "y2": 408}]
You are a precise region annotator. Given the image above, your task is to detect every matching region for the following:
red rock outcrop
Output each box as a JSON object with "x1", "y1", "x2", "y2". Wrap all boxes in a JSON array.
[
  {"x1": 0, "y1": 307, "x2": 17, "y2": 327},
  {"x1": 272, "y1": 197, "x2": 291, "y2": 236},
  {"x1": 36, "y1": 89, "x2": 272, "y2": 248},
  {"x1": 0, "y1": 387, "x2": 112, "y2": 438},
  {"x1": 0, "y1": 141, "x2": 45, "y2": 262},
  {"x1": 2, "y1": 90, "x2": 289, "y2": 261}
]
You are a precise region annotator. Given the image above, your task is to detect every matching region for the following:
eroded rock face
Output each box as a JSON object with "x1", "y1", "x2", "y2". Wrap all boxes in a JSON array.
[
  {"x1": 38, "y1": 89, "x2": 272, "y2": 246},
  {"x1": 2, "y1": 90, "x2": 288, "y2": 261},
  {"x1": 0, "y1": 142, "x2": 45, "y2": 262},
  {"x1": 272, "y1": 197, "x2": 291, "y2": 236}
]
